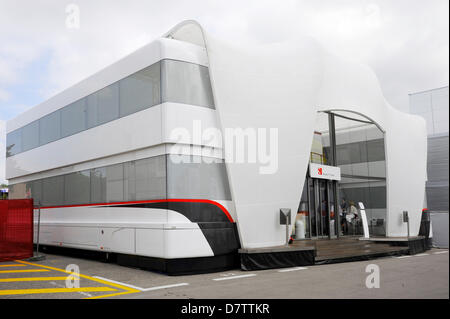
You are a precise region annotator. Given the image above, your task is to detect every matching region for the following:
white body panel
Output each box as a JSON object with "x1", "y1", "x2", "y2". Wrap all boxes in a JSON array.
[
  {"x1": 7, "y1": 36, "x2": 229, "y2": 260},
  {"x1": 33, "y1": 206, "x2": 215, "y2": 258}
]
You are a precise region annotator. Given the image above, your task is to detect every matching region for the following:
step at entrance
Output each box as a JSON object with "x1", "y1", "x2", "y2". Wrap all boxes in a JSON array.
[{"x1": 238, "y1": 236, "x2": 428, "y2": 270}]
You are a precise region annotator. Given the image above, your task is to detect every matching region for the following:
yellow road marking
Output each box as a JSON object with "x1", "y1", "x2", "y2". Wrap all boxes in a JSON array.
[
  {"x1": 0, "y1": 264, "x2": 26, "y2": 268},
  {"x1": 0, "y1": 277, "x2": 79, "y2": 282},
  {"x1": 86, "y1": 291, "x2": 136, "y2": 299},
  {"x1": 0, "y1": 287, "x2": 116, "y2": 296},
  {"x1": 0, "y1": 269, "x2": 49, "y2": 274},
  {"x1": 15, "y1": 260, "x2": 139, "y2": 299}
]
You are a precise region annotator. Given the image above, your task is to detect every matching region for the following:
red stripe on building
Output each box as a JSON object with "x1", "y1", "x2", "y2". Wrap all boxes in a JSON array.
[{"x1": 38, "y1": 199, "x2": 234, "y2": 223}]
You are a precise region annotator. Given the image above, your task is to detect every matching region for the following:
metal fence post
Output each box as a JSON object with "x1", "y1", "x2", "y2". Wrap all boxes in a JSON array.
[
  {"x1": 36, "y1": 201, "x2": 41, "y2": 254},
  {"x1": 27, "y1": 200, "x2": 45, "y2": 261}
]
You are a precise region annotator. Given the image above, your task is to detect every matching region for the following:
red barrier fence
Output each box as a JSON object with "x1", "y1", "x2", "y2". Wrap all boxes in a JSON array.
[{"x1": 0, "y1": 199, "x2": 34, "y2": 262}]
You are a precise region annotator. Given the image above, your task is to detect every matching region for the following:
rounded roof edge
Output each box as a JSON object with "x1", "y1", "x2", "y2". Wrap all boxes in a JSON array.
[{"x1": 163, "y1": 20, "x2": 206, "y2": 47}]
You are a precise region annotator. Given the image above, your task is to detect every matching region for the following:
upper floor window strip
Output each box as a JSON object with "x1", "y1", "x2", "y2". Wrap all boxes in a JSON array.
[{"x1": 6, "y1": 59, "x2": 214, "y2": 158}]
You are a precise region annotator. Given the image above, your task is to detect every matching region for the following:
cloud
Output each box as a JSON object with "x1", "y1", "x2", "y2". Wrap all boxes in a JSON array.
[
  {"x1": 0, "y1": 0, "x2": 448, "y2": 183},
  {"x1": 0, "y1": 89, "x2": 9, "y2": 102},
  {"x1": 0, "y1": 0, "x2": 447, "y2": 113}
]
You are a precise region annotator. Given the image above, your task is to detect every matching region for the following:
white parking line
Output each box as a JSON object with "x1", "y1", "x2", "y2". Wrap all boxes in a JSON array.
[
  {"x1": 139, "y1": 283, "x2": 190, "y2": 292},
  {"x1": 433, "y1": 251, "x2": 448, "y2": 255},
  {"x1": 278, "y1": 267, "x2": 308, "y2": 272},
  {"x1": 415, "y1": 253, "x2": 430, "y2": 257},
  {"x1": 93, "y1": 276, "x2": 189, "y2": 292},
  {"x1": 213, "y1": 274, "x2": 256, "y2": 281},
  {"x1": 396, "y1": 255, "x2": 412, "y2": 259}
]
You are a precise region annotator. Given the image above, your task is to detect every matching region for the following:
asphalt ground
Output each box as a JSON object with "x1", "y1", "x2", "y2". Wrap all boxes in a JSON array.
[{"x1": 0, "y1": 248, "x2": 447, "y2": 299}]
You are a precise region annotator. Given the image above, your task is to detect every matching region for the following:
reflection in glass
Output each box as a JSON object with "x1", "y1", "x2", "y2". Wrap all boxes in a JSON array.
[
  {"x1": 120, "y1": 62, "x2": 161, "y2": 117},
  {"x1": 161, "y1": 59, "x2": 215, "y2": 109},
  {"x1": 39, "y1": 111, "x2": 61, "y2": 146},
  {"x1": 97, "y1": 83, "x2": 120, "y2": 125},
  {"x1": 22, "y1": 120, "x2": 39, "y2": 152},
  {"x1": 64, "y1": 170, "x2": 90, "y2": 205},
  {"x1": 167, "y1": 155, "x2": 231, "y2": 200},
  {"x1": 42, "y1": 175, "x2": 64, "y2": 206},
  {"x1": 61, "y1": 99, "x2": 87, "y2": 138},
  {"x1": 6, "y1": 129, "x2": 22, "y2": 156}
]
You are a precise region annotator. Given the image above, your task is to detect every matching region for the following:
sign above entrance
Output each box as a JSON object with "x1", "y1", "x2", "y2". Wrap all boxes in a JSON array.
[{"x1": 309, "y1": 163, "x2": 341, "y2": 181}]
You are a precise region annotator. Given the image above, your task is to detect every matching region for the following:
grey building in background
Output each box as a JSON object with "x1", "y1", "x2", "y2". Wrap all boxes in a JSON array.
[{"x1": 409, "y1": 86, "x2": 449, "y2": 248}]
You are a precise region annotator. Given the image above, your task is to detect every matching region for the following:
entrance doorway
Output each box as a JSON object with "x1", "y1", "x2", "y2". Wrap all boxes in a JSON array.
[
  {"x1": 306, "y1": 177, "x2": 337, "y2": 239},
  {"x1": 296, "y1": 174, "x2": 338, "y2": 240},
  {"x1": 295, "y1": 109, "x2": 387, "y2": 241}
]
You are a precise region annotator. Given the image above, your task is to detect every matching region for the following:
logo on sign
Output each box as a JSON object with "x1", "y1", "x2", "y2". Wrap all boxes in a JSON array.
[{"x1": 309, "y1": 163, "x2": 341, "y2": 181}]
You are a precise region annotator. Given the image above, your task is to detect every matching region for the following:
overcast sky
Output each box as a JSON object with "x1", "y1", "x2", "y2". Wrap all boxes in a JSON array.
[{"x1": 0, "y1": 0, "x2": 448, "y2": 184}]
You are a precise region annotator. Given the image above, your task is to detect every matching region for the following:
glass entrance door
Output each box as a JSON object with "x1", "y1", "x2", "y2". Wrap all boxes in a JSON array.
[
  {"x1": 318, "y1": 179, "x2": 329, "y2": 238},
  {"x1": 306, "y1": 177, "x2": 337, "y2": 239}
]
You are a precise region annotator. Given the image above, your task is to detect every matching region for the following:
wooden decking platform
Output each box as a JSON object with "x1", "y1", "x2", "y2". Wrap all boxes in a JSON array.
[
  {"x1": 359, "y1": 236, "x2": 425, "y2": 242},
  {"x1": 358, "y1": 235, "x2": 431, "y2": 255},
  {"x1": 292, "y1": 236, "x2": 410, "y2": 264},
  {"x1": 238, "y1": 236, "x2": 428, "y2": 270}
]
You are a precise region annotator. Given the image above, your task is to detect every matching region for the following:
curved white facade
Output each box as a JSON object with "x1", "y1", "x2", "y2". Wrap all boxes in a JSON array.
[{"x1": 166, "y1": 21, "x2": 427, "y2": 247}]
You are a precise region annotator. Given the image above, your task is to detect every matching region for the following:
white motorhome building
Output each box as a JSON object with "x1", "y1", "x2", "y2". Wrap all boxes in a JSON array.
[{"x1": 6, "y1": 21, "x2": 428, "y2": 273}]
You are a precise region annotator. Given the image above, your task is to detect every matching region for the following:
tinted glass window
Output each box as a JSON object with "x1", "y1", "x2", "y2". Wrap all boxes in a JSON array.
[
  {"x1": 124, "y1": 161, "x2": 136, "y2": 201},
  {"x1": 39, "y1": 111, "x2": 61, "y2": 145},
  {"x1": 134, "y1": 156, "x2": 166, "y2": 200},
  {"x1": 167, "y1": 155, "x2": 231, "y2": 200},
  {"x1": 64, "y1": 170, "x2": 90, "y2": 205},
  {"x1": 8, "y1": 183, "x2": 26, "y2": 199},
  {"x1": 332, "y1": 116, "x2": 387, "y2": 236},
  {"x1": 97, "y1": 83, "x2": 119, "y2": 125},
  {"x1": 22, "y1": 121, "x2": 40, "y2": 152},
  {"x1": 6, "y1": 129, "x2": 22, "y2": 157},
  {"x1": 7, "y1": 60, "x2": 215, "y2": 157},
  {"x1": 10, "y1": 155, "x2": 169, "y2": 205},
  {"x1": 125, "y1": 157, "x2": 167, "y2": 201},
  {"x1": 90, "y1": 167, "x2": 106, "y2": 203},
  {"x1": 25, "y1": 180, "x2": 42, "y2": 204},
  {"x1": 162, "y1": 60, "x2": 214, "y2": 109},
  {"x1": 61, "y1": 98, "x2": 87, "y2": 138},
  {"x1": 32, "y1": 180, "x2": 43, "y2": 204},
  {"x1": 91, "y1": 164, "x2": 124, "y2": 203},
  {"x1": 42, "y1": 175, "x2": 64, "y2": 206},
  {"x1": 367, "y1": 139, "x2": 385, "y2": 162},
  {"x1": 120, "y1": 62, "x2": 161, "y2": 117},
  {"x1": 86, "y1": 93, "x2": 99, "y2": 129},
  {"x1": 105, "y1": 163, "x2": 124, "y2": 202}
]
